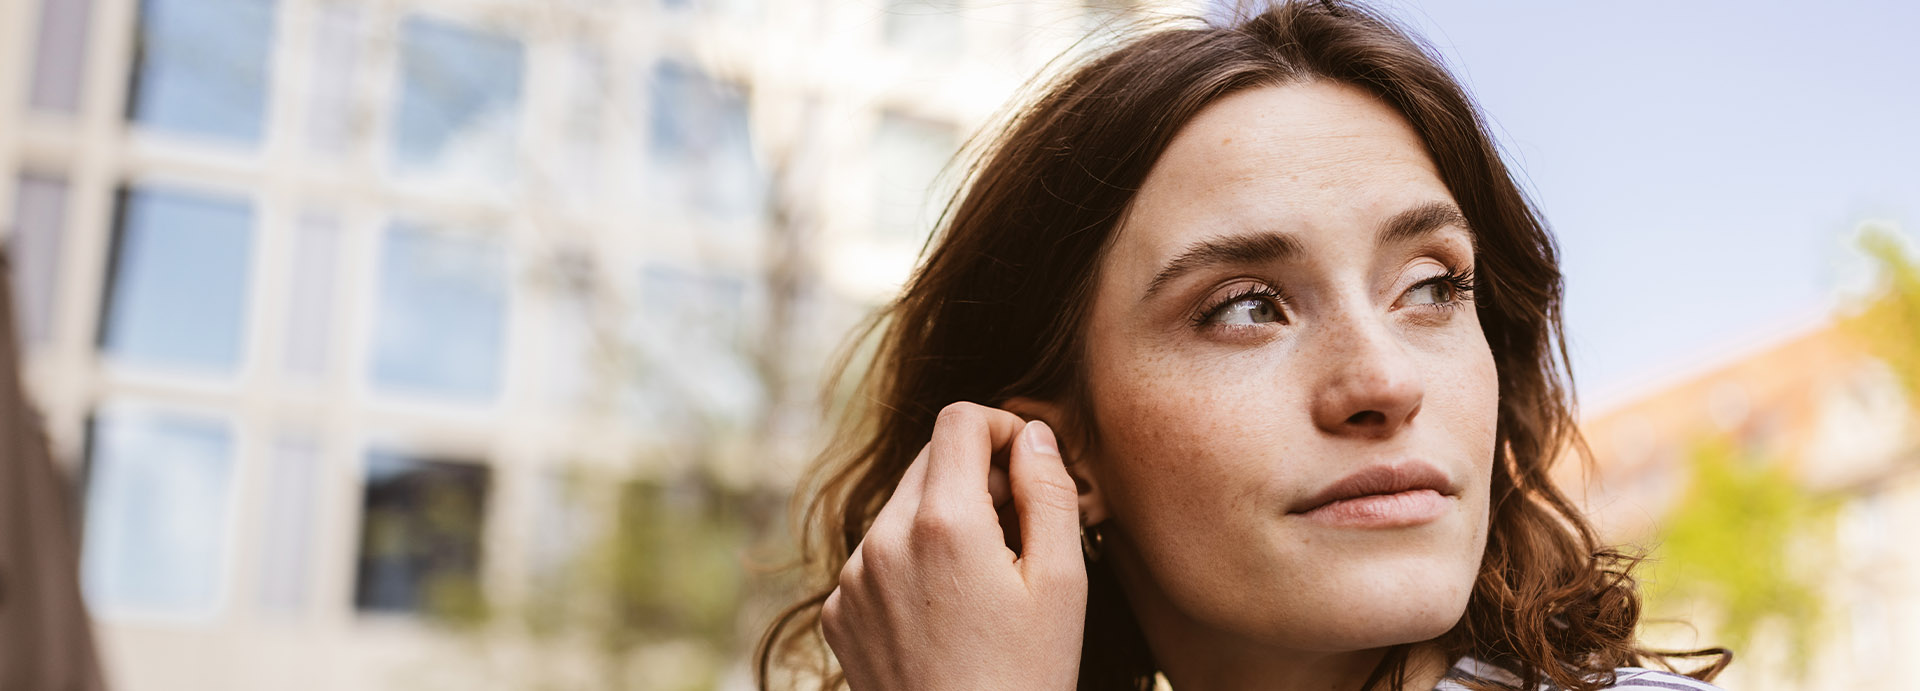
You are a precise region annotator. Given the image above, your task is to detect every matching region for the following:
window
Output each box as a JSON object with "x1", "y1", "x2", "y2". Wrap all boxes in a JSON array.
[
  {"x1": 9, "y1": 174, "x2": 68, "y2": 345},
  {"x1": 126, "y1": 0, "x2": 276, "y2": 144},
  {"x1": 81, "y1": 409, "x2": 235, "y2": 618},
  {"x1": 391, "y1": 16, "x2": 523, "y2": 185},
  {"x1": 255, "y1": 436, "x2": 320, "y2": 615},
  {"x1": 304, "y1": 2, "x2": 361, "y2": 157},
  {"x1": 353, "y1": 451, "x2": 490, "y2": 615},
  {"x1": 369, "y1": 223, "x2": 507, "y2": 400},
  {"x1": 28, "y1": 0, "x2": 92, "y2": 113},
  {"x1": 883, "y1": 0, "x2": 963, "y2": 58},
  {"x1": 282, "y1": 212, "x2": 339, "y2": 379},
  {"x1": 872, "y1": 113, "x2": 958, "y2": 240},
  {"x1": 646, "y1": 62, "x2": 766, "y2": 222},
  {"x1": 99, "y1": 186, "x2": 253, "y2": 373}
]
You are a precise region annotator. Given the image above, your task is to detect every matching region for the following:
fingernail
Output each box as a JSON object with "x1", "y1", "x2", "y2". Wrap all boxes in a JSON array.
[{"x1": 1023, "y1": 420, "x2": 1058, "y2": 456}]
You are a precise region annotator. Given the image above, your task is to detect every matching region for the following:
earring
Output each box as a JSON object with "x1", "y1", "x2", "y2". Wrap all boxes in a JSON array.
[{"x1": 1079, "y1": 523, "x2": 1104, "y2": 562}]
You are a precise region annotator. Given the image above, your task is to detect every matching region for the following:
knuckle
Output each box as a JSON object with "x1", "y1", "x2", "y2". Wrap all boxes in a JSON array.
[
  {"x1": 935, "y1": 401, "x2": 983, "y2": 428},
  {"x1": 836, "y1": 553, "x2": 866, "y2": 586},
  {"x1": 855, "y1": 534, "x2": 902, "y2": 571},
  {"x1": 820, "y1": 589, "x2": 847, "y2": 637},
  {"x1": 1036, "y1": 557, "x2": 1088, "y2": 592},
  {"x1": 911, "y1": 503, "x2": 968, "y2": 543}
]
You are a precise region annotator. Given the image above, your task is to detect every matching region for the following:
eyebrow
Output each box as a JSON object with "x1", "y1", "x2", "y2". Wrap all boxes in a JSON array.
[{"x1": 1138, "y1": 200, "x2": 1472, "y2": 302}]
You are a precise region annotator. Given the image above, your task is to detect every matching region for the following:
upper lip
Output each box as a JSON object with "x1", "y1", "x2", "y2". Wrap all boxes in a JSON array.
[{"x1": 1289, "y1": 461, "x2": 1458, "y2": 514}]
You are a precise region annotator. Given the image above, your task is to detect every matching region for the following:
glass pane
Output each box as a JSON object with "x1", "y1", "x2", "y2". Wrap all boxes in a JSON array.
[
  {"x1": 256, "y1": 436, "x2": 319, "y2": 614},
  {"x1": 99, "y1": 186, "x2": 253, "y2": 373},
  {"x1": 126, "y1": 0, "x2": 276, "y2": 144},
  {"x1": 391, "y1": 16, "x2": 523, "y2": 185},
  {"x1": 872, "y1": 113, "x2": 957, "y2": 240},
  {"x1": 883, "y1": 0, "x2": 963, "y2": 58},
  {"x1": 353, "y1": 451, "x2": 489, "y2": 614},
  {"x1": 9, "y1": 174, "x2": 68, "y2": 345},
  {"x1": 29, "y1": 0, "x2": 93, "y2": 113},
  {"x1": 369, "y1": 223, "x2": 507, "y2": 400},
  {"x1": 282, "y1": 213, "x2": 338, "y2": 378},
  {"x1": 304, "y1": 2, "x2": 361, "y2": 157},
  {"x1": 81, "y1": 410, "x2": 234, "y2": 618},
  {"x1": 646, "y1": 62, "x2": 765, "y2": 221}
]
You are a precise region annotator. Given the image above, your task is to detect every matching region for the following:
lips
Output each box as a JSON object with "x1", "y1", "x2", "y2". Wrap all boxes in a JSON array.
[{"x1": 1289, "y1": 461, "x2": 1458, "y2": 516}]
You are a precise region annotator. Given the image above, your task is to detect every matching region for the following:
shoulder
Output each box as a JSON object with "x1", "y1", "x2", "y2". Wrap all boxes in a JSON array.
[{"x1": 1434, "y1": 658, "x2": 1726, "y2": 691}]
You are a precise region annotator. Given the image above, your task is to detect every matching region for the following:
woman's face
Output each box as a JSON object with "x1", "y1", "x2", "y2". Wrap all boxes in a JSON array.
[{"x1": 1074, "y1": 81, "x2": 1499, "y2": 655}]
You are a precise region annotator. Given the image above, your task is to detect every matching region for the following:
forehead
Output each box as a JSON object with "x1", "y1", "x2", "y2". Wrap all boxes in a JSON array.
[{"x1": 1107, "y1": 81, "x2": 1456, "y2": 273}]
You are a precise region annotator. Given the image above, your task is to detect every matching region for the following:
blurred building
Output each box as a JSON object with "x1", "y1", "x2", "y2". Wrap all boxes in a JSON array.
[
  {"x1": 0, "y1": 0, "x2": 1199, "y2": 688},
  {"x1": 1573, "y1": 321, "x2": 1920, "y2": 691}
]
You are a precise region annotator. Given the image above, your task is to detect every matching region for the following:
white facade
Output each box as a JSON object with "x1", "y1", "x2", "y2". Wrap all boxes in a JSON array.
[{"x1": 0, "y1": 0, "x2": 1204, "y2": 688}]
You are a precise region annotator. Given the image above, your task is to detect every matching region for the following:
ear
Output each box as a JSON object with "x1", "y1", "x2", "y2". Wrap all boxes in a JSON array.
[{"x1": 1001, "y1": 395, "x2": 1111, "y2": 527}]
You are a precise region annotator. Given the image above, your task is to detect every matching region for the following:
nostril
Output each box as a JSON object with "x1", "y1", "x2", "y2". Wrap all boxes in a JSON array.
[{"x1": 1345, "y1": 410, "x2": 1386, "y2": 426}]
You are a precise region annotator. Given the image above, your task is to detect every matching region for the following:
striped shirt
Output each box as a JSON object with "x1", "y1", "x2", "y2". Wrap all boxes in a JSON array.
[{"x1": 1433, "y1": 656, "x2": 1725, "y2": 691}]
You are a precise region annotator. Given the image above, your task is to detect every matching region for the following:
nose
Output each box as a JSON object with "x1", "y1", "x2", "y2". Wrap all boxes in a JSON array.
[{"x1": 1308, "y1": 313, "x2": 1425, "y2": 439}]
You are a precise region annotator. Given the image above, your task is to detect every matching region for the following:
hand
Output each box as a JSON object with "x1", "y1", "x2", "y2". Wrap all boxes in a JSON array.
[{"x1": 822, "y1": 402, "x2": 1088, "y2": 691}]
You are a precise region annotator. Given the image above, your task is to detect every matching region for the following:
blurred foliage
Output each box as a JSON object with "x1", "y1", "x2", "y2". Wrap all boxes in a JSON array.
[
  {"x1": 600, "y1": 475, "x2": 759, "y2": 652},
  {"x1": 421, "y1": 480, "x2": 493, "y2": 629},
  {"x1": 1843, "y1": 224, "x2": 1920, "y2": 403},
  {"x1": 1644, "y1": 223, "x2": 1918, "y2": 678},
  {"x1": 1644, "y1": 436, "x2": 1838, "y2": 673},
  {"x1": 421, "y1": 463, "x2": 792, "y2": 691}
]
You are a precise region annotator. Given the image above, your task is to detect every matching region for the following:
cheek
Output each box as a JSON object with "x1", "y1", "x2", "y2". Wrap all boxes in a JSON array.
[
  {"x1": 1441, "y1": 331, "x2": 1501, "y2": 465},
  {"x1": 1083, "y1": 342, "x2": 1307, "y2": 529}
]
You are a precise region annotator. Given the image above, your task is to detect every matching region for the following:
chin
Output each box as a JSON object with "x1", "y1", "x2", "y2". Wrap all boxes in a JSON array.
[
  {"x1": 1299, "y1": 591, "x2": 1469, "y2": 652},
  {"x1": 1278, "y1": 556, "x2": 1478, "y2": 652}
]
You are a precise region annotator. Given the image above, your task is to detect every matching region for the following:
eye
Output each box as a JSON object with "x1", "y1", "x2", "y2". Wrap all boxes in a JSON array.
[
  {"x1": 1199, "y1": 287, "x2": 1288, "y2": 327},
  {"x1": 1400, "y1": 267, "x2": 1476, "y2": 308},
  {"x1": 1403, "y1": 279, "x2": 1456, "y2": 306},
  {"x1": 1216, "y1": 297, "x2": 1282, "y2": 325}
]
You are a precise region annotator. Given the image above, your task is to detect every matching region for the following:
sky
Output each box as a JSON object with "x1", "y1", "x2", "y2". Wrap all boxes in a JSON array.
[{"x1": 1369, "y1": 0, "x2": 1920, "y2": 410}]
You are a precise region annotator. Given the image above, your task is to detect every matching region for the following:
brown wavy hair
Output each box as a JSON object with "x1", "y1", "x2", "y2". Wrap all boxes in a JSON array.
[{"x1": 757, "y1": 1, "x2": 1730, "y2": 689}]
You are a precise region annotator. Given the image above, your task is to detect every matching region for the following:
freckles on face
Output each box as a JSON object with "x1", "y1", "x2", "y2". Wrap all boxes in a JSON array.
[{"x1": 1077, "y1": 81, "x2": 1501, "y2": 652}]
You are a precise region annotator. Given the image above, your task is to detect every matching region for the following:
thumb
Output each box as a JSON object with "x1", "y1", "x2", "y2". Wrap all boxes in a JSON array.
[{"x1": 1009, "y1": 420, "x2": 1085, "y2": 580}]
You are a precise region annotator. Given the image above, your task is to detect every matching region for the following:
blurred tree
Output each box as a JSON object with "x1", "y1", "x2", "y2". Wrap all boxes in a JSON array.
[
  {"x1": 1644, "y1": 223, "x2": 1918, "y2": 680},
  {"x1": 418, "y1": 81, "x2": 828, "y2": 691},
  {"x1": 1644, "y1": 435, "x2": 1836, "y2": 675},
  {"x1": 1844, "y1": 223, "x2": 1920, "y2": 405}
]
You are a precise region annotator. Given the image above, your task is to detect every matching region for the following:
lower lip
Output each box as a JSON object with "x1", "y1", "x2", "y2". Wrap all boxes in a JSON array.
[{"x1": 1294, "y1": 489, "x2": 1450, "y2": 528}]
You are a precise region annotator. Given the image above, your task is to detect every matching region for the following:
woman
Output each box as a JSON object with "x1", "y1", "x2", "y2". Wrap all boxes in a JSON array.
[{"x1": 759, "y1": 2, "x2": 1731, "y2": 689}]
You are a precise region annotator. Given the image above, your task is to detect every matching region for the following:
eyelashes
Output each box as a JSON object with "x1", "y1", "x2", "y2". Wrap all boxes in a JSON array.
[
  {"x1": 1191, "y1": 284, "x2": 1290, "y2": 328},
  {"x1": 1191, "y1": 266, "x2": 1477, "y2": 329},
  {"x1": 1414, "y1": 266, "x2": 1477, "y2": 308}
]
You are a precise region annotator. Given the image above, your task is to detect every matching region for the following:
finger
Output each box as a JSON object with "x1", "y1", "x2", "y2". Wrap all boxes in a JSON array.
[
  {"x1": 870, "y1": 444, "x2": 932, "y2": 531},
  {"x1": 922, "y1": 403, "x2": 1025, "y2": 511},
  {"x1": 1009, "y1": 420, "x2": 1084, "y2": 576}
]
